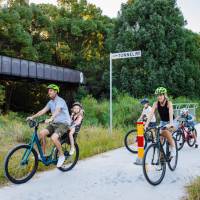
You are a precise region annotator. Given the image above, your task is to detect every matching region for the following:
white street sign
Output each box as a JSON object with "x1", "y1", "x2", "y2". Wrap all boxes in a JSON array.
[
  {"x1": 109, "y1": 50, "x2": 141, "y2": 134},
  {"x1": 111, "y1": 50, "x2": 141, "y2": 60}
]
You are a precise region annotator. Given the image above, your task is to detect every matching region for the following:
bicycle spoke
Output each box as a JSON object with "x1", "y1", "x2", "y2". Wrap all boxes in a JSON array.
[
  {"x1": 56, "y1": 141, "x2": 79, "y2": 171},
  {"x1": 5, "y1": 145, "x2": 38, "y2": 183}
]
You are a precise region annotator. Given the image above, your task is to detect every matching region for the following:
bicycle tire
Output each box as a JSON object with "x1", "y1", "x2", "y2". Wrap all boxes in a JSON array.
[
  {"x1": 55, "y1": 141, "x2": 79, "y2": 172},
  {"x1": 124, "y1": 129, "x2": 147, "y2": 154},
  {"x1": 4, "y1": 144, "x2": 38, "y2": 184},
  {"x1": 173, "y1": 129, "x2": 185, "y2": 151},
  {"x1": 167, "y1": 137, "x2": 178, "y2": 171},
  {"x1": 143, "y1": 143, "x2": 166, "y2": 186},
  {"x1": 187, "y1": 128, "x2": 197, "y2": 147}
]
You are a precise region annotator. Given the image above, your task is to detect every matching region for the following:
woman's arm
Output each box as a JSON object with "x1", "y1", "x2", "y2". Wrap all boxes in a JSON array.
[{"x1": 168, "y1": 101, "x2": 174, "y2": 126}]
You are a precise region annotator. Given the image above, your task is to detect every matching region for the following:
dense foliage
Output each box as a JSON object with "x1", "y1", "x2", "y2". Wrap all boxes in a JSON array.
[{"x1": 0, "y1": 0, "x2": 200, "y2": 112}]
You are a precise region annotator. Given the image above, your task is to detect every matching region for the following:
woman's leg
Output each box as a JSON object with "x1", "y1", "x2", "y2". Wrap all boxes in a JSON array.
[
  {"x1": 161, "y1": 129, "x2": 176, "y2": 157},
  {"x1": 161, "y1": 130, "x2": 175, "y2": 147}
]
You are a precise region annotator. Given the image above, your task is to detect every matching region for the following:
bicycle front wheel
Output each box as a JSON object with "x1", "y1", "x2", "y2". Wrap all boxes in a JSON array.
[
  {"x1": 4, "y1": 144, "x2": 38, "y2": 184},
  {"x1": 143, "y1": 143, "x2": 166, "y2": 186},
  {"x1": 167, "y1": 137, "x2": 178, "y2": 171}
]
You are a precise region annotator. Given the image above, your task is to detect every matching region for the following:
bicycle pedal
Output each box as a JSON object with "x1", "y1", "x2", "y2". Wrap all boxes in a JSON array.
[{"x1": 39, "y1": 155, "x2": 51, "y2": 162}]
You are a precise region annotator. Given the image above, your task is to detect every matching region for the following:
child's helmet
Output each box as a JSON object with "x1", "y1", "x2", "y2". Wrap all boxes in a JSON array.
[
  {"x1": 72, "y1": 102, "x2": 83, "y2": 109},
  {"x1": 180, "y1": 108, "x2": 189, "y2": 115},
  {"x1": 140, "y1": 98, "x2": 149, "y2": 105}
]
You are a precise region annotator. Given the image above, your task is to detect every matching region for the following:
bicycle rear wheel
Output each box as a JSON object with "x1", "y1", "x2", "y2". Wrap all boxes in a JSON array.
[
  {"x1": 55, "y1": 141, "x2": 79, "y2": 172},
  {"x1": 4, "y1": 144, "x2": 38, "y2": 184},
  {"x1": 143, "y1": 143, "x2": 166, "y2": 186},
  {"x1": 124, "y1": 129, "x2": 147, "y2": 154},
  {"x1": 187, "y1": 128, "x2": 197, "y2": 147},
  {"x1": 173, "y1": 129, "x2": 185, "y2": 151}
]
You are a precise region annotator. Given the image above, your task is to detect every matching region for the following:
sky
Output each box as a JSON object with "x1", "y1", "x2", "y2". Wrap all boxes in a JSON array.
[{"x1": 29, "y1": 0, "x2": 200, "y2": 33}]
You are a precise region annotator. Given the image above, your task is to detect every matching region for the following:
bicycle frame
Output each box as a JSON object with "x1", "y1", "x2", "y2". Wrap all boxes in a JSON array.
[
  {"x1": 178, "y1": 122, "x2": 194, "y2": 141},
  {"x1": 153, "y1": 127, "x2": 171, "y2": 163},
  {"x1": 21, "y1": 126, "x2": 57, "y2": 166}
]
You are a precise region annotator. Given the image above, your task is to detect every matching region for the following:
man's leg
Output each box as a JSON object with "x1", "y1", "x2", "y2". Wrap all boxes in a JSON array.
[
  {"x1": 51, "y1": 133, "x2": 65, "y2": 167},
  {"x1": 51, "y1": 133, "x2": 63, "y2": 156},
  {"x1": 38, "y1": 129, "x2": 49, "y2": 155}
]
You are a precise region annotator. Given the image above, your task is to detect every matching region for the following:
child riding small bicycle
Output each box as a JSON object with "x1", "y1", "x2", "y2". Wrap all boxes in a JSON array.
[
  {"x1": 178, "y1": 108, "x2": 198, "y2": 148},
  {"x1": 138, "y1": 98, "x2": 156, "y2": 127}
]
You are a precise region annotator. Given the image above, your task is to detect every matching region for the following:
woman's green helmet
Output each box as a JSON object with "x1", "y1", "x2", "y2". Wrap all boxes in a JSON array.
[
  {"x1": 47, "y1": 84, "x2": 60, "y2": 93},
  {"x1": 155, "y1": 87, "x2": 167, "y2": 95}
]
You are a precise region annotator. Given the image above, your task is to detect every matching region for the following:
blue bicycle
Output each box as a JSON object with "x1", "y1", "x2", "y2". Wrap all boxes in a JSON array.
[{"x1": 4, "y1": 120, "x2": 79, "y2": 184}]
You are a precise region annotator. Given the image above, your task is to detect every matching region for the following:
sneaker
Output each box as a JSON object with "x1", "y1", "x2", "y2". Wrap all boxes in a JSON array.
[
  {"x1": 69, "y1": 148, "x2": 75, "y2": 156},
  {"x1": 195, "y1": 144, "x2": 198, "y2": 148},
  {"x1": 57, "y1": 155, "x2": 65, "y2": 168}
]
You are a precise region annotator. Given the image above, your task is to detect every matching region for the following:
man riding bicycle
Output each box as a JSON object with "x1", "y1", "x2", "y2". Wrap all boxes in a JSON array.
[
  {"x1": 144, "y1": 87, "x2": 176, "y2": 158},
  {"x1": 27, "y1": 84, "x2": 71, "y2": 168}
]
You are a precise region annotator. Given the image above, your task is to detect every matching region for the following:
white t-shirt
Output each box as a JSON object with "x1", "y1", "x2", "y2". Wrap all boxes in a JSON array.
[{"x1": 142, "y1": 106, "x2": 156, "y2": 123}]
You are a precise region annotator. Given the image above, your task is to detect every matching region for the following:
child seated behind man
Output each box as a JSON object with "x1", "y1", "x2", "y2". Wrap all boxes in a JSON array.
[
  {"x1": 69, "y1": 102, "x2": 84, "y2": 155},
  {"x1": 179, "y1": 108, "x2": 198, "y2": 148}
]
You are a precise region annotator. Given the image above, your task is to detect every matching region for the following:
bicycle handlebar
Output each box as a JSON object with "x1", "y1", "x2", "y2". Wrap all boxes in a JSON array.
[{"x1": 27, "y1": 119, "x2": 45, "y2": 128}]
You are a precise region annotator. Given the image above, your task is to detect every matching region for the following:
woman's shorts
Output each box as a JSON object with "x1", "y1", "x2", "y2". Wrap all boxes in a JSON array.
[{"x1": 159, "y1": 120, "x2": 179, "y2": 130}]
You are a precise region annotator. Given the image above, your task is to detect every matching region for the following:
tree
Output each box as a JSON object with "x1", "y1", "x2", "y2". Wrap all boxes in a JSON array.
[{"x1": 112, "y1": 0, "x2": 200, "y2": 97}]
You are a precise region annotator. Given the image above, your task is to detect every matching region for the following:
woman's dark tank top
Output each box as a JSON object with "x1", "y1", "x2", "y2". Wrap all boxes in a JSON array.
[{"x1": 157, "y1": 100, "x2": 171, "y2": 122}]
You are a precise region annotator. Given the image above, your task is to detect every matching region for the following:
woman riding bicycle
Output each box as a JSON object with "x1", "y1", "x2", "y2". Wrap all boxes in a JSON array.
[{"x1": 144, "y1": 87, "x2": 176, "y2": 158}]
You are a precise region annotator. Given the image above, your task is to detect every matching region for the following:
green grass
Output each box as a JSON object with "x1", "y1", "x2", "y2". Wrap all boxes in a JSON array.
[
  {"x1": 185, "y1": 177, "x2": 200, "y2": 200},
  {"x1": 1, "y1": 94, "x2": 200, "y2": 186},
  {"x1": 0, "y1": 113, "x2": 125, "y2": 186}
]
